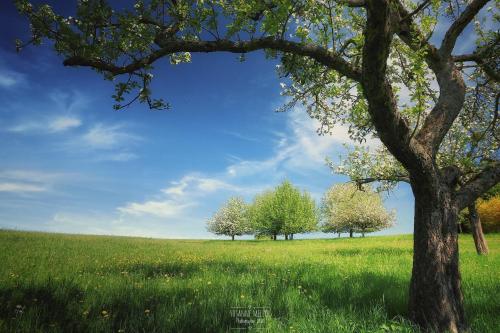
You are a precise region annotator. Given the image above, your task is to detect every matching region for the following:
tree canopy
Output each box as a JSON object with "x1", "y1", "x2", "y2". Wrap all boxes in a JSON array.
[
  {"x1": 249, "y1": 180, "x2": 318, "y2": 239},
  {"x1": 207, "y1": 196, "x2": 251, "y2": 240},
  {"x1": 321, "y1": 183, "x2": 395, "y2": 237}
]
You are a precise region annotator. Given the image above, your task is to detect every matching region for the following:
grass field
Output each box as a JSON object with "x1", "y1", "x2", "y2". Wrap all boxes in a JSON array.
[{"x1": 0, "y1": 231, "x2": 498, "y2": 333}]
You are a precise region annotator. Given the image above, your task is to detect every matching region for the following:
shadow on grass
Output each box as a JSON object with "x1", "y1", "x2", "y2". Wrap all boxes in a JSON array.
[
  {"x1": 312, "y1": 271, "x2": 409, "y2": 318},
  {"x1": 1, "y1": 261, "x2": 497, "y2": 332},
  {"x1": 0, "y1": 280, "x2": 87, "y2": 332}
]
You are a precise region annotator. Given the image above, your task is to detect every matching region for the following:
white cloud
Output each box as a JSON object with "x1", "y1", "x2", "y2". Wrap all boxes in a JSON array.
[
  {"x1": 81, "y1": 123, "x2": 141, "y2": 149},
  {"x1": 8, "y1": 115, "x2": 82, "y2": 134},
  {"x1": 59, "y1": 123, "x2": 142, "y2": 162},
  {"x1": 0, "y1": 182, "x2": 46, "y2": 193},
  {"x1": 97, "y1": 152, "x2": 138, "y2": 162},
  {"x1": 0, "y1": 69, "x2": 25, "y2": 88},
  {"x1": 118, "y1": 200, "x2": 192, "y2": 218},
  {"x1": 0, "y1": 169, "x2": 69, "y2": 194},
  {"x1": 118, "y1": 175, "x2": 239, "y2": 219},
  {"x1": 0, "y1": 169, "x2": 65, "y2": 182},
  {"x1": 162, "y1": 175, "x2": 240, "y2": 197},
  {"x1": 8, "y1": 122, "x2": 42, "y2": 133},
  {"x1": 48, "y1": 116, "x2": 82, "y2": 132}
]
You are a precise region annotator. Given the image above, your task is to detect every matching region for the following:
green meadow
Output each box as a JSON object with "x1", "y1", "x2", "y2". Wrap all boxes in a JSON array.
[{"x1": 0, "y1": 230, "x2": 498, "y2": 333}]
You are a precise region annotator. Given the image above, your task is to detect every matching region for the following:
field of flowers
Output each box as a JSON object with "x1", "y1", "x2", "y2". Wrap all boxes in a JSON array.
[{"x1": 0, "y1": 231, "x2": 498, "y2": 332}]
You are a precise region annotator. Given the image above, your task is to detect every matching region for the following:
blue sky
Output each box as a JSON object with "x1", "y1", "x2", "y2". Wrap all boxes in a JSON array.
[{"x1": 2, "y1": 1, "x2": 488, "y2": 239}]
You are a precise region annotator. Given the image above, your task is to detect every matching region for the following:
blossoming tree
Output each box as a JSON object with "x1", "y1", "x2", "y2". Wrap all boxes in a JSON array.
[
  {"x1": 321, "y1": 183, "x2": 395, "y2": 237},
  {"x1": 207, "y1": 196, "x2": 251, "y2": 240}
]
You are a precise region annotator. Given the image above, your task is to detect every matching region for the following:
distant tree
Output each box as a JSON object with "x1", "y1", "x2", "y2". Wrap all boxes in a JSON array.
[
  {"x1": 248, "y1": 190, "x2": 281, "y2": 240},
  {"x1": 457, "y1": 184, "x2": 500, "y2": 254},
  {"x1": 274, "y1": 180, "x2": 318, "y2": 239},
  {"x1": 321, "y1": 183, "x2": 394, "y2": 238},
  {"x1": 249, "y1": 180, "x2": 318, "y2": 240},
  {"x1": 477, "y1": 196, "x2": 500, "y2": 233},
  {"x1": 207, "y1": 197, "x2": 250, "y2": 241}
]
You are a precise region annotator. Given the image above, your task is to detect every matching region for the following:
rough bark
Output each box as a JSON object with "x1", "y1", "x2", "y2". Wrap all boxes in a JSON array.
[
  {"x1": 409, "y1": 184, "x2": 467, "y2": 333},
  {"x1": 468, "y1": 203, "x2": 489, "y2": 255}
]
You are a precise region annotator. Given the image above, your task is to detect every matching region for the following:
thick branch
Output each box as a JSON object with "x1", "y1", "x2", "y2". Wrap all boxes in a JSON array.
[
  {"x1": 361, "y1": 1, "x2": 421, "y2": 171},
  {"x1": 415, "y1": 64, "x2": 466, "y2": 154},
  {"x1": 440, "y1": 0, "x2": 490, "y2": 56},
  {"x1": 353, "y1": 175, "x2": 410, "y2": 185},
  {"x1": 455, "y1": 162, "x2": 500, "y2": 210},
  {"x1": 64, "y1": 37, "x2": 361, "y2": 81},
  {"x1": 395, "y1": 0, "x2": 487, "y2": 155}
]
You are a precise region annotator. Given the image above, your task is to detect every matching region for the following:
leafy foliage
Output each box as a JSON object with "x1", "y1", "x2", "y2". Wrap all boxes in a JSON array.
[
  {"x1": 477, "y1": 196, "x2": 500, "y2": 233},
  {"x1": 321, "y1": 183, "x2": 395, "y2": 236},
  {"x1": 248, "y1": 180, "x2": 318, "y2": 238},
  {"x1": 206, "y1": 196, "x2": 251, "y2": 239}
]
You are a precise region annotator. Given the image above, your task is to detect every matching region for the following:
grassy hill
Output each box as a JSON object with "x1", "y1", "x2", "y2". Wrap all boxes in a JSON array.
[{"x1": 0, "y1": 230, "x2": 498, "y2": 332}]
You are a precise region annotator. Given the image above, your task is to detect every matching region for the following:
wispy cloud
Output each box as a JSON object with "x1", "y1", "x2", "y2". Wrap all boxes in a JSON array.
[
  {"x1": 81, "y1": 123, "x2": 141, "y2": 150},
  {"x1": 162, "y1": 175, "x2": 240, "y2": 197},
  {"x1": 221, "y1": 130, "x2": 261, "y2": 142},
  {"x1": 98, "y1": 152, "x2": 138, "y2": 162},
  {"x1": 0, "y1": 169, "x2": 68, "y2": 194},
  {"x1": 0, "y1": 69, "x2": 25, "y2": 88},
  {"x1": 0, "y1": 182, "x2": 46, "y2": 193},
  {"x1": 227, "y1": 107, "x2": 380, "y2": 177},
  {"x1": 118, "y1": 200, "x2": 193, "y2": 218},
  {"x1": 48, "y1": 116, "x2": 82, "y2": 132},
  {"x1": 8, "y1": 115, "x2": 82, "y2": 134},
  {"x1": 118, "y1": 174, "x2": 239, "y2": 219},
  {"x1": 58, "y1": 122, "x2": 143, "y2": 162}
]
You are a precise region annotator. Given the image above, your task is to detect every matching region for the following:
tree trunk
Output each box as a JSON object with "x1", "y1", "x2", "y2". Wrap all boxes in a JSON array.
[
  {"x1": 285, "y1": 234, "x2": 289, "y2": 240},
  {"x1": 468, "y1": 203, "x2": 489, "y2": 255},
  {"x1": 290, "y1": 234, "x2": 294, "y2": 240},
  {"x1": 338, "y1": 232, "x2": 340, "y2": 238},
  {"x1": 349, "y1": 229, "x2": 353, "y2": 238},
  {"x1": 231, "y1": 235, "x2": 234, "y2": 241},
  {"x1": 409, "y1": 187, "x2": 467, "y2": 333},
  {"x1": 362, "y1": 230, "x2": 365, "y2": 237},
  {"x1": 273, "y1": 233, "x2": 277, "y2": 241}
]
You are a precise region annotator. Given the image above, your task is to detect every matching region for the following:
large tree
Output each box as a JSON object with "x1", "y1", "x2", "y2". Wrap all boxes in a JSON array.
[
  {"x1": 321, "y1": 183, "x2": 395, "y2": 237},
  {"x1": 15, "y1": 0, "x2": 499, "y2": 331}
]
